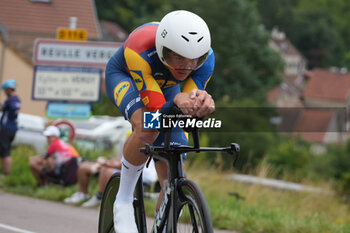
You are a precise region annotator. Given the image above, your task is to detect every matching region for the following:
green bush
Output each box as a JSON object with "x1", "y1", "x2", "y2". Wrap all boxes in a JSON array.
[
  {"x1": 339, "y1": 172, "x2": 350, "y2": 196},
  {"x1": 201, "y1": 99, "x2": 279, "y2": 171},
  {"x1": 3, "y1": 146, "x2": 37, "y2": 187},
  {"x1": 265, "y1": 138, "x2": 313, "y2": 180}
]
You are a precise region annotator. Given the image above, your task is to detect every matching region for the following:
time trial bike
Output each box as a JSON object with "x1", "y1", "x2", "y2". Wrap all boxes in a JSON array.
[{"x1": 98, "y1": 110, "x2": 240, "y2": 233}]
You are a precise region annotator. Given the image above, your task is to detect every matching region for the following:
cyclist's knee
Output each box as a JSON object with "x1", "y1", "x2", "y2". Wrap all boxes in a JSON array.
[{"x1": 138, "y1": 130, "x2": 159, "y2": 144}]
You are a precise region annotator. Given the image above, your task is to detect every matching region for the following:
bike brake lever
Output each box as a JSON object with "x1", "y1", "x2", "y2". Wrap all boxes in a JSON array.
[
  {"x1": 231, "y1": 143, "x2": 240, "y2": 167},
  {"x1": 142, "y1": 144, "x2": 154, "y2": 168}
]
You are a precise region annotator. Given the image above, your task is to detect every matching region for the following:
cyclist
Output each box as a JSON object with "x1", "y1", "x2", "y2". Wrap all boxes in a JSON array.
[
  {"x1": 105, "y1": 10, "x2": 215, "y2": 233},
  {"x1": 0, "y1": 79, "x2": 21, "y2": 175}
]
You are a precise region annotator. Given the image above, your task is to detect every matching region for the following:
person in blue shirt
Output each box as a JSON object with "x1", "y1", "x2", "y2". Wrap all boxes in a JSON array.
[{"x1": 0, "y1": 79, "x2": 21, "y2": 174}]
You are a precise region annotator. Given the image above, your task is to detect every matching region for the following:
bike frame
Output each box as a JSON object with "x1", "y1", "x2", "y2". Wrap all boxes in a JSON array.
[
  {"x1": 140, "y1": 126, "x2": 240, "y2": 233},
  {"x1": 151, "y1": 149, "x2": 186, "y2": 233}
]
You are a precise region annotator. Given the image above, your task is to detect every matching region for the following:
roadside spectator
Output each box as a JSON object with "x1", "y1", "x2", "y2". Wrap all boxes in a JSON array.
[
  {"x1": 64, "y1": 156, "x2": 158, "y2": 208},
  {"x1": 64, "y1": 157, "x2": 122, "y2": 207},
  {"x1": 64, "y1": 128, "x2": 158, "y2": 208},
  {"x1": 0, "y1": 79, "x2": 21, "y2": 175},
  {"x1": 29, "y1": 125, "x2": 79, "y2": 186}
]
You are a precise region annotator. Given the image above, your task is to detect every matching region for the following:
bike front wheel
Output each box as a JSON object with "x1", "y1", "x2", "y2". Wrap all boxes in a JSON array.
[
  {"x1": 176, "y1": 179, "x2": 213, "y2": 233},
  {"x1": 98, "y1": 173, "x2": 146, "y2": 233},
  {"x1": 98, "y1": 173, "x2": 120, "y2": 233}
]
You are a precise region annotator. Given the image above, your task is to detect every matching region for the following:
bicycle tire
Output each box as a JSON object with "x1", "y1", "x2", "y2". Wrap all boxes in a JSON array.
[
  {"x1": 175, "y1": 179, "x2": 213, "y2": 233},
  {"x1": 98, "y1": 173, "x2": 120, "y2": 233},
  {"x1": 98, "y1": 173, "x2": 146, "y2": 233}
]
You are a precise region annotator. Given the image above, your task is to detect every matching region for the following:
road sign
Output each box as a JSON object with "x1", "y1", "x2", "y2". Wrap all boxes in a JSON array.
[
  {"x1": 32, "y1": 66, "x2": 102, "y2": 102},
  {"x1": 57, "y1": 27, "x2": 88, "y2": 41},
  {"x1": 47, "y1": 102, "x2": 91, "y2": 119},
  {"x1": 33, "y1": 39, "x2": 122, "y2": 68}
]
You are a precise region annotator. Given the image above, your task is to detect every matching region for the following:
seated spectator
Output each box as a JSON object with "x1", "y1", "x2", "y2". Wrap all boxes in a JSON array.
[
  {"x1": 64, "y1": 157, "x2": 121, "y2": 207},
  {"x1": 64, "y1": 157, "x2": 158, "y2": 207},
  {"x1": 64, "y1": 128, "x2": 158, "y2": 208},
  {"x1": 29, "y1": 125, "x2": 79, "y2": 186}
]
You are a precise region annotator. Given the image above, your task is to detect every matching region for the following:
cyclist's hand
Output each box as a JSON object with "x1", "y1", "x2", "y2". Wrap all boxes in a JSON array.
[
  {"x1": 174, "y1": 92, "x2": 197, "y2": 115},
  {"x1": 189, "y1": 89, "x2": 215, "y2": 118}
]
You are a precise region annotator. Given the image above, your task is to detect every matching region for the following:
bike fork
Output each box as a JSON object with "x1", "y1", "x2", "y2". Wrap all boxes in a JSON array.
[{"x1": 165, "y1": 179, "x2": 179, "y2": 233}]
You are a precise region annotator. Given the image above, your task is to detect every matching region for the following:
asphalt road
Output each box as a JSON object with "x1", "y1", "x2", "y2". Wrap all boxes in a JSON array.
[
  {"x1": 0, "y1": 191, "x2": 99, "y2": 233},
  {"x1": 0, "y1": 191, "x2": 237, "y2": 233}
]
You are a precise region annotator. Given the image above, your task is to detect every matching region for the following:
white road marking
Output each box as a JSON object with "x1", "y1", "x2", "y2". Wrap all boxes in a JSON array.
[{"x1": 0, "y1": 223, "x2": 37, "y2": 233}]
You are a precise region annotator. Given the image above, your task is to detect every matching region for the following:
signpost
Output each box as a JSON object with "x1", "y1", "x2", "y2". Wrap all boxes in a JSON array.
[
  {"x1": 33, "y1": 39, "x2": 122, "y2": 68},
  {"x1": 32, "y1": 66, "x2": 102, "y2": 102},
  {"x1": 56, "y1": 28, "x2": 88, "y2": 41},
  {"x1": 32, "y1": 31, "x2": 122, "y2": 119},
  {"x1": 47, "y1": 102, "x2": 91, "y2": 119}
]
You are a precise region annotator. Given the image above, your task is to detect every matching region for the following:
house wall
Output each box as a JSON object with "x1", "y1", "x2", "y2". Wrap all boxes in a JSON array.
[
  {"x1": 284, "y1": 54, "x2": 306, "y2": 76},
  {"x1": 0, "y1": 40, "x2": 47, "y2": 116},
  {"x1": 303, "y1": 98, "x2": 347, "y2": 108},
  {"x1": 324, "y1": 113, "x2": 347, "y2": 143}
]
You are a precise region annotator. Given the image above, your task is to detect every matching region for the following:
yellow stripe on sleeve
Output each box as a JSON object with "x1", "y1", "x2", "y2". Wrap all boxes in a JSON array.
[
  {"x1": 183, "y1": 77, "x2": 199, "y2": 93},
  {"x1": 204, "y1": 75, "x2": 212, "y2": 89},
  {"x1": 124, "y1": 47, "x2": 163, "y2": 93}
]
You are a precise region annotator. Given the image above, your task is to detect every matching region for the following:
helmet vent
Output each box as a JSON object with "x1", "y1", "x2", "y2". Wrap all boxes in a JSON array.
[
  {"x1": 197, "y1": 36, "x2": 204, "y2": 42},
  {"x1": 181, "y1": 35, "x2": 189, "y2": 42},
  {"x1": 189, "y1": 32, "x2": 197, "y2": 35}
]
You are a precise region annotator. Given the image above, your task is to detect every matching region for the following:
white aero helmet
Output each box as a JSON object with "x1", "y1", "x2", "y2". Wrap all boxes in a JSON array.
[{"x1": 156, "y1": 10, "x2": 211, "y2": 70}]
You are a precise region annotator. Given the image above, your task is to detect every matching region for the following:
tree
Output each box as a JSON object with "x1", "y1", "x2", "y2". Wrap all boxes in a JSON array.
[
  {"x1": 95, "y1": 0, "x2": 167, "y2": 32},
  {"x1": 255, "y1": 0, "x2": 299, "y2": 34},
  {"x1": 91, "y1": 93, "x2": 122, "y2": 116},
  {"x1": 292, "y1": 8, "x2": 344, "y2": 68},
  {"x1": 256, "y1": 0, "x2": 346, "y2": 68}
]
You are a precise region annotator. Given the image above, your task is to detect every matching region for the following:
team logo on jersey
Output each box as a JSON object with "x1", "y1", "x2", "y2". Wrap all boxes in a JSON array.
[
  {"x1": 114, "y1": 81, "x2": 131, "y2": 107},
  {"x1": 129, "y1": 70, "x2": 145, "y2": 91},
  {"x1": 156, "y1": 80, "x2": 177, "y2": 88},
  {"x1": 142, "y1": 96, "x2": 149, "y2": 105},
  {"x1": 156, "y1": 80, "x2": 165, "y2": 87}
]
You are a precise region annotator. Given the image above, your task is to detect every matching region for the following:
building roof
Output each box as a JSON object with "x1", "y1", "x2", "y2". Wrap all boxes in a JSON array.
[
  {"x1": 99, "y1": 20, "x2": 128, "y2": 42},
  {"x1": 0, "y1": 0, "x2": 101, "y2": 39},
  {"x1": 294, "y1": 109, "x2": 334, "y2": 143},
  {"x1": 303, "y1": 69, "x2": 350, "y2": 101},
  {"x1": 270, "y1": 28, "x2": 305, "y2": 58},
  {"x1": 271, "y1": 38, "x2": 301, "y2": 57}
]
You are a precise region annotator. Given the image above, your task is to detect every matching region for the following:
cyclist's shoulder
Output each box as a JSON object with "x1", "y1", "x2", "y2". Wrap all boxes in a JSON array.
[{"x1": 125, "y1": 22, "x2": 159, "y2": 54}]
